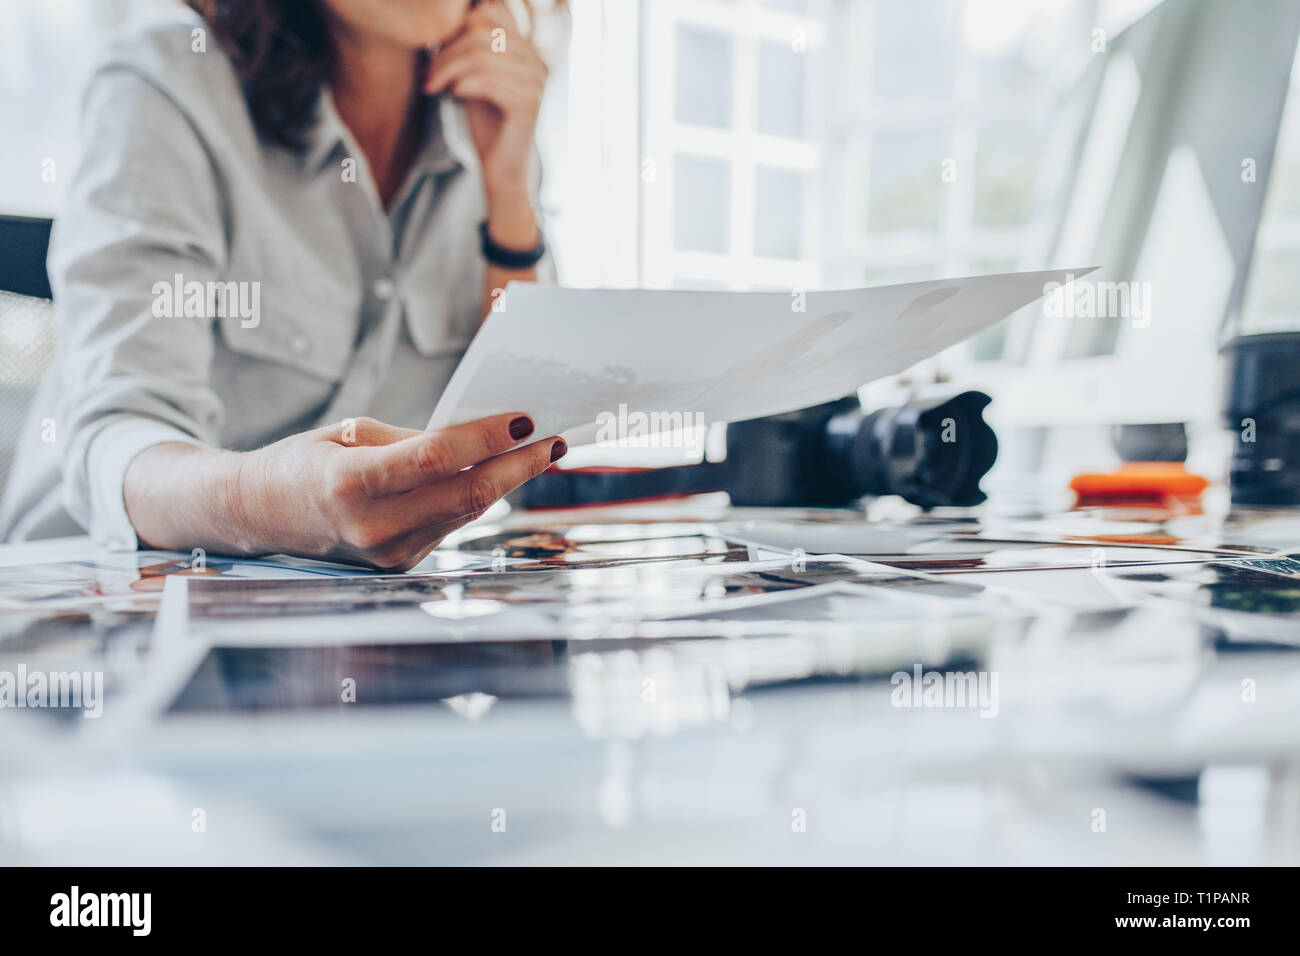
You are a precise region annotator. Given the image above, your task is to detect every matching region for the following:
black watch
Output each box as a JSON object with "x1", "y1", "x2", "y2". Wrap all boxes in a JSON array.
[{"x1": 479, "y1": 220, "x2": 546, "y2": 269}]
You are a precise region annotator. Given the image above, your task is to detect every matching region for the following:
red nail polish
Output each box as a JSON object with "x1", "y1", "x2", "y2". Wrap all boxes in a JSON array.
[
  {"x1": 549, "y1": 439, "x2": 567, "y2": 462},
  {"x1": 509, "y1": 416, "x2": 534, "y2": 441}
]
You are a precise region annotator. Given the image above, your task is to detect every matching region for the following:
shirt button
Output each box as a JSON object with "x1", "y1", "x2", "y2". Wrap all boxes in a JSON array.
[
  {"x1": 373, "y1": 277, "x2": 396, "y2": 301},
  {"x1": 289, "y1": 333, "x2": 310, "y2": 355}
]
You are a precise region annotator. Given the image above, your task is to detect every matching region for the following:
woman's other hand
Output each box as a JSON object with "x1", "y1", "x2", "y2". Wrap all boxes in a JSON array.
[
  {"x1": 425, "y1": 1, "x2": 547, "y2": 245},
  {"x1": 124, "y1": 413, "x2": 566, "y2": 571}
]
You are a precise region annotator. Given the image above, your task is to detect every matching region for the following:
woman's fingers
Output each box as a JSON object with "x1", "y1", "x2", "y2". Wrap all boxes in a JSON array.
[
  {"x1": 428, "y1": 26, "x2": 496, "y2": 80},
  {"x1": 427, "y1": 45, "x2": 545, "y2": 98},
  {"x1": 340, "y1": 437, "x2": 567, "y2": 571},
  {"x1": 425, "y1": 6, "x2": 544, "y2": 96},
  {"x1": 422, "y1": 435, "x2": 565, "y2": 520},
  {"x1": 352, "y1": 412, "x2": 537, "y2": 498},
  {"x1": 447, "y1": 70, "x2": 542, "y2": 113},
  {"x1": 433, "y1": 10, "x2": 543, "y2": 70},
  {"x1": 431, "y1": 51, "x2": 545, "y2": 94},
  {"x1": 370, "y1": 508, "x2": 491, "y2": 572}
]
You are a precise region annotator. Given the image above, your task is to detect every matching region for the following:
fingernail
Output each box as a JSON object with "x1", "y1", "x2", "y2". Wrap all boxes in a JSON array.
[
  {"x1": 509, "y1": 416, "x2": 534, "y2": 441},
  {"x1": 549, "y1": 439, "x2": 567, "y2": 462}
]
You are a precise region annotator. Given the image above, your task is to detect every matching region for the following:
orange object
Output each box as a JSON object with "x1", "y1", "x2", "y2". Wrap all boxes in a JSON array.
[{"x1": 1069, "y1": 462, "x2": 1209, "y2": 507}]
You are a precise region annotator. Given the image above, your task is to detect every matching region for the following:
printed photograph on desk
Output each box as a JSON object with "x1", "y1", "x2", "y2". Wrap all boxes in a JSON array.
[
  {"x1": 0, "y1": 605, "x2": 152, "y2": 677},
  {"x1": 549, "y1": 555, "x2": 1014, "y2": 625},
  {"x1": 0, "y1": 617, "x2": 139, "y2": 728},
  {"x1": 0, "y1": 550, "x2": 509, "y2": 658},
  {"x1": 1218, "y1": 508, "x2": 1300, "y2": 551},
  {"x1": 716, "y1": 520, "x2": 1231, "y2": 573},
  {"x1": 439, "y1": 521, "x2": 753, "y2": 569},
  {"x1": 0, "y1": 548, "x2": 432, "y2": 615},
  {"x1": 182, "y1": 574, "x2": 578, "y2": 619},
  {"x1": 1102, "y1": 558, "x2": 1300, "y2": 644},
  {"x1": 158, "y1": 635, "x2": 708, "y2": 716},
  {"x1": 0, "y1": 552, "x2": 233, "y2": 613},
  {"x1": 229, "y1": 554, "x2": 867, "y2": 610},
  {"x1": 0, "y1": 587, "x2": 159, "y2": 722},
  {"x1": 172, "y1": 575, "x2": 566, "y2": 646},
  {"x1": 974, "y1": 511, "x2": 1278, "y2": 555},
  {"x1": 168, "y1": 556, "x2": 929, "y2": 645},
  {"x1": 166, "y1": 610, "x2": 1019, "y2": 719},
  {"x1": 168, "y1": 640, "x2": 574, "y2": 715},
  {"x1": 649, "y1": 578, "x2": 1019, "y2": 628},
  {"x1": 872, "y1": 543, "x2": 1232, "y2": 574},
  {"x1": 594, "y1": 610, "x2": 1021, "y2": 654},
  {"x1": 618, "y1": 615, "x2": 1021, "y2": 695},
  {"x1": 850, "y1": 508, "x2": 1278, "y2": 556}
]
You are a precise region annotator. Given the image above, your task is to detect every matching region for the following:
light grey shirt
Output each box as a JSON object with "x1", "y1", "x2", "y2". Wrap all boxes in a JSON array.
[{"x1": 0, "y1": 10, "x2": 546, "y2": 547}]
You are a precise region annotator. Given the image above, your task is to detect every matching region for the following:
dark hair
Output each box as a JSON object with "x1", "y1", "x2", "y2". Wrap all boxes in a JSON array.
[{"x1": 187, "y1": 0, "x2": 334, "y2": 151}]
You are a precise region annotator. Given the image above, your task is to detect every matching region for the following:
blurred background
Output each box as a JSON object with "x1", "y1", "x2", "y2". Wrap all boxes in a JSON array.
[{"x1": 3, "y1": 0, "x2": 1299, "y2": 506}]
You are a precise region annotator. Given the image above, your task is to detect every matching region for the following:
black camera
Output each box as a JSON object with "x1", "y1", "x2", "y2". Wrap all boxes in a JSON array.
[
  {"x1": 1222, "y1": 332, "x2": 1300, "y2": 505},
  {"x1": 724, "y1": 390, "x2": 998, "y2": 509},
  {"x1": 521, "y1": 390, "x2": 999, "y2": 511}
]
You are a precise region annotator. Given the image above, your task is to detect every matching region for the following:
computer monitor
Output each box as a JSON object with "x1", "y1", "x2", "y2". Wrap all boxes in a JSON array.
[{"x1": 949, "y1": 0, "x2": 1300, "y2": 430}]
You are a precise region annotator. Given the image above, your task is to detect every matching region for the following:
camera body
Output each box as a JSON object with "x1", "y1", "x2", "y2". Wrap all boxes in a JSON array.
[
  {"x1": 521, "y1": 390, "x2": 1000, "y2": 511},
  {"x1": 724, "y1": 390, "x2": 998, "y2": 509}
]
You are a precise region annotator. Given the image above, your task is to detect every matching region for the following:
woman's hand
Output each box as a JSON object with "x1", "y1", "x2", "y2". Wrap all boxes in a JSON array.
[
  {"x1": 124, "y1": 413, "x2": 566, "y2": 571},
  {"x1": 425, "y1": 1, "x2": 547, "y2": 246}
]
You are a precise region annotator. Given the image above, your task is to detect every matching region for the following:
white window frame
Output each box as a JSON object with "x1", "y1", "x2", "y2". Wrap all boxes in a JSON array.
[{"x1": 638, "y1": 0, "x2": 826, "y2": 291}]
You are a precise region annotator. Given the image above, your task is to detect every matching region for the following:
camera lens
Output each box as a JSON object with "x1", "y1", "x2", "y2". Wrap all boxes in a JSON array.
[
  {"x1": 724, "y1": 390, "x2": 998, "y2": 509},
  {"x1": 823, "y1": 390, "x2": 998, "y2": 509},
  {"x1": 1221, "y1": 332, "x2": 1300, "y2": 505}
]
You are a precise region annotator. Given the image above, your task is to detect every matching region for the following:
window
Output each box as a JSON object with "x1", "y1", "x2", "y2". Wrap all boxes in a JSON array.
[
  {"x1": 673, "y1": 154, "x2": 732, "y2": 252},
  {"x1": 674, "y1": 24, "x2": 734, "y2": 128},
  {"x1": 639, "y1": 0, "x2": 824, "y2": 291}
]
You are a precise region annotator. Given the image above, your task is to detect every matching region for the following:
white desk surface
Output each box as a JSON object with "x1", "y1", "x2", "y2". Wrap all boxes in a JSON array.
[{"x1": 2, "y1": 511, "x2": 1299, "y2": 866}]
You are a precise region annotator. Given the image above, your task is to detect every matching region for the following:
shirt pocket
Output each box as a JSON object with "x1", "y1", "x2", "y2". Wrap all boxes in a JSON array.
[
  {"x1": 216, "y1": 294, "x2": 358, "y2": 382},
  {"x1": 404, "y1": 285, "x2": 479, "y2": 358}
]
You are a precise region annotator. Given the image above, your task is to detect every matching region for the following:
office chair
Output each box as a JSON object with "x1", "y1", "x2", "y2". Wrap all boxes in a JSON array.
[{"x1": 0, "y1": 215, "x2": 57, "y2": 500}]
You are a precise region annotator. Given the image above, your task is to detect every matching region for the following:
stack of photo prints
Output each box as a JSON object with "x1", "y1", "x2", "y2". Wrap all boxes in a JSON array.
[{"x1": 3, "y1": 500, "x2": 1297, "y2": 723}]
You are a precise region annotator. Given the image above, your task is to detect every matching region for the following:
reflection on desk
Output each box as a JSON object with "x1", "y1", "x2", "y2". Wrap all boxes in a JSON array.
[{"x1": 2, "y1": 500, "x2": 1299, "y2": 864}]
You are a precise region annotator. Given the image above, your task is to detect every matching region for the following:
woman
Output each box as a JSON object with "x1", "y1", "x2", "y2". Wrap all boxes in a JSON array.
[{"x1": 0, "y1": 0, "x2": 566, "y2": 570}]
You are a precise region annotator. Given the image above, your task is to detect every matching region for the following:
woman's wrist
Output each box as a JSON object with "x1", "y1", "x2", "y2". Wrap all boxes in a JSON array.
[
  {"x1": 124, "y1": 443, "x2": 264, "y2": 556},
  {"x1": 223, "y1": 448, "x2": 268, "y2": 555},
  {"x1": 484, "y1": 181, "x2": 539, "y2": 250}
]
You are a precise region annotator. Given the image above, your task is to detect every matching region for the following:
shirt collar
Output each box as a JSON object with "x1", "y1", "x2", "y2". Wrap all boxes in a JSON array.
[
  {"x1": 428, "y1": 94, "x2": 479, "y2": 174},
  {"x1": 302, "y1": 87, "x2": 477, "y2": 177}
]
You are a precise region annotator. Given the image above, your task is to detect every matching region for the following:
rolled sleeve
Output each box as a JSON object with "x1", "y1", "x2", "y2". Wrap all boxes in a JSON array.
[
  {"x1": 81, "y1": 418, "x2": 209, "y2": 551},
  {"x1": 50, "y1": 67, "x2": 229, "y2": 546}
]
